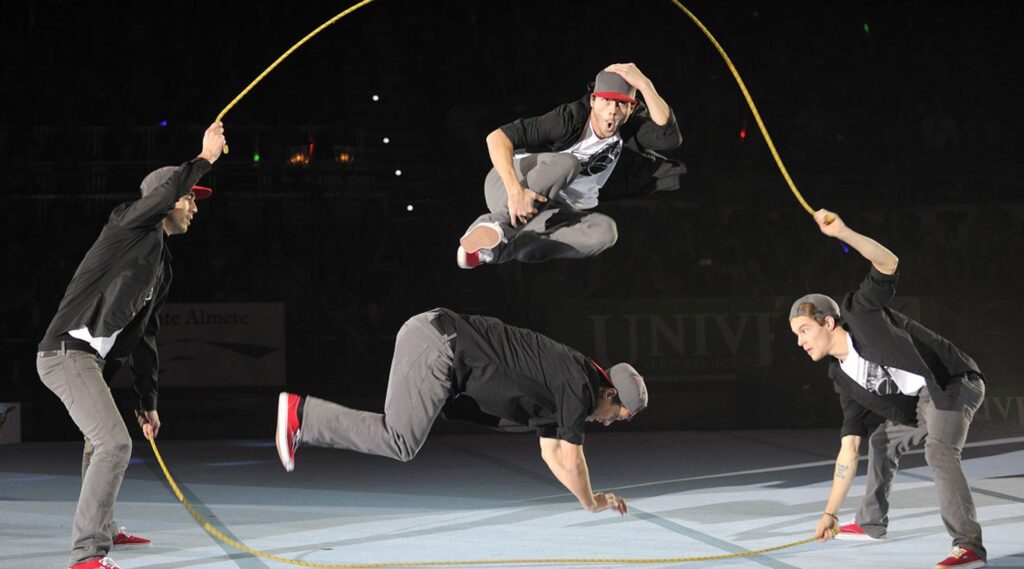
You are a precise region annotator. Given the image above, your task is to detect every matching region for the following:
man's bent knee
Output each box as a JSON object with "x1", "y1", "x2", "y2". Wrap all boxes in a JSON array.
[
  {"x1": 539, "y1": 153, "x2": 580, "y2": 173},
  {"x1": 924, "y1": 438, "x2": 962, "y2": 468},
  {"x1": 93, "y1": 433, "x2": 133, "y2": 469},
  {"x1": 585, "y1": 215, "x2": 618, "y2": 254}
]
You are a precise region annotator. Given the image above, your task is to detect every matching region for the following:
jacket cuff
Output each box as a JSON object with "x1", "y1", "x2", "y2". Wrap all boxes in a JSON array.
[
  {"x1": 868, "y1": 266, "x2": 899, "y2": 282},
  {"x1": 139, "y1": 394, "x2": 158, "y2": 412}
]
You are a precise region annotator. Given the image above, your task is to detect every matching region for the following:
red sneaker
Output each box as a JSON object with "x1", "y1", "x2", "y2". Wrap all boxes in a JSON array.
[
  {"x1": 69, "y1": 557, "x2": 120, "y2": 569},
  {"x1": 834, "y1": 521, "x2": 882, "y2": 541},
  {"x1": 935, "y1": 546, "x2": 986, "y2": 569},
  {"x1": 456, "y1": 246, "x2": 484, "y2": 269},
  {"x1": 112, "y1": 526, "x2": 151, "y2": 548},
  {"x1": 276, "y1": 392, "x2": 301, "y2": 472}
]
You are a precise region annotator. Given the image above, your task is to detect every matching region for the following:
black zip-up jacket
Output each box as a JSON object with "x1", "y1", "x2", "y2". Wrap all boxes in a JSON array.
[
  {"x1": 39, "y1": 157, "x2": 212, "y2": 410},
  {"x1": 499, "y1": 93, "x2": 685, "y2": 201},
  {"x1": 830, "y1": 268, "x2": 983, "y2": 434}
]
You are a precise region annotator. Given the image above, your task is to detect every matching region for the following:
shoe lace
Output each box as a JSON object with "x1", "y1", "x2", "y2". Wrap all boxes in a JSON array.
[
  {"x1": 949, "y1": 546, "x2": 968, "y2": 558},
  {"x1": 291, "y1": 428, "x2": 301, "y2": 451},
  {"x1": 99, "y1": 558, "x2": 118, "y2": 568},
  {"x1": 117, "y1": 527, "x2": 132, "y2": 537}
]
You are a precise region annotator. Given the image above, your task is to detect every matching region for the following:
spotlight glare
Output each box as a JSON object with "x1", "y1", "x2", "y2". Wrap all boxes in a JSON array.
[
  {"x1": 382, "y1": 137, "x2": 390, "y2": 144},
  {"x1": 372, "y1": 94, "x2": 380, "y2": 102},
  {"x1": 394, "y1": 169, "x2": 402, "y2": 176},
  {"x1": 406, "y1": 204, "x2": 414, "y2": 212}
]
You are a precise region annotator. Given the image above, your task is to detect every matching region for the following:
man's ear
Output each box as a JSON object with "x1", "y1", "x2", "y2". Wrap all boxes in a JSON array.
[
  {"x1": 604, "y1": 387, "x2": 618, "y2": 400},
  {"x1": 825, "y1": 316, "x2": 835, "y2": 331}
]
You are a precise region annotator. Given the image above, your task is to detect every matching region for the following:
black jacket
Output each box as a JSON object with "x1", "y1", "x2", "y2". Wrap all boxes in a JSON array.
[
  {"x1": 499, "y1": 94, "x2": 685, "y2": 201},
  {"x1": 40, "y1": 157, "x2": 212, "y2": 410},
  {"x1": 830, "y1": 268, "x2": 983, "y2": 431}
]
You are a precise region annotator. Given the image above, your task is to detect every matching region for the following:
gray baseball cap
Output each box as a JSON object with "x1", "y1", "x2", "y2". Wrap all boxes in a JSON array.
[
  {"x1": 140, "y1": 166, "x2": 212, "y2": 200},
  {"x1": 789, "y1": 293, "x2": 841, "y2": 322},
  {"x1": 593, "y1": 71, "x2": 638, "y2": 105},
  {"x1": 607, "y1": 363, "x2": 648, "y2": 414}
]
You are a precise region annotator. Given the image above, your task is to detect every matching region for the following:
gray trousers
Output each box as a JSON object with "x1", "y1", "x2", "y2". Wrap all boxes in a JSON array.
[
  {"x1": 37, "y1": 349, "x2": 132, "y2": 566},
  {"x1": 468, "y1": 152, "x2": 619, "y2": 264},
  {"x1": 300, "y1": 311, "x2": 455, "y2": 462},
  {"x1": 856, "y1": 375, "x2": 986, "y2": 558}
]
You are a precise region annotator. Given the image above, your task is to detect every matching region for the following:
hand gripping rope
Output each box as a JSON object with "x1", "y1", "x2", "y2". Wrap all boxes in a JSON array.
[{"x1": 158, "y1": 1, "x2": 836, "y2": 565}]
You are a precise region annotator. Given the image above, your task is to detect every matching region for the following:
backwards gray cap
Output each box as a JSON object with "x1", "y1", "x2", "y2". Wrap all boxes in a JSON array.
[
  {"x1": 140, "y1": 165, "x2": 213, "y2": 200},
  {"x1": 607, "y1": 363, "x2": 648, "y2": 414},
  {"x1": 140, "y1": 166, "x2": 179, "y2": 197},
  {"x1": 789, "y1": 293, "x2": 841, "y2": 322}
]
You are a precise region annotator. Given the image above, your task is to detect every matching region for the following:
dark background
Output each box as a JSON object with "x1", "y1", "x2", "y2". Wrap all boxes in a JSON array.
[{"x1": 2, "y1": 1, "x2": 1022, "y2": 440}]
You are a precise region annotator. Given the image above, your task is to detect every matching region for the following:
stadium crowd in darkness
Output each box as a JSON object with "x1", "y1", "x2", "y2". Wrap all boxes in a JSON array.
[{"x1": 2, "y1": 1, "x2": 1022, "y2": 397}]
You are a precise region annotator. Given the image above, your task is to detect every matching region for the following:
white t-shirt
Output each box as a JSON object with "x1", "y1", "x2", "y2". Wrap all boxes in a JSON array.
[
  {"x1": 517, "y1": 120, "x2": 623, "y2": 210},
  {"x1": 839, "y1": 333, "x2": 926, "y2": 397}
]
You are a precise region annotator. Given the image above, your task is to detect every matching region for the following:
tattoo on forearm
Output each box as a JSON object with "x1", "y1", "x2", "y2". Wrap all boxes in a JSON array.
[{"x1": 836, "y1": 464, "x2": 849, "y2": 480}]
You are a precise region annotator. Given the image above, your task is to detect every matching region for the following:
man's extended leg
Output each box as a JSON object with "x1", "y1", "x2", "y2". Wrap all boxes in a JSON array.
[
  {"x1": 854, "y1": 417, "x2": 926, "y2": 539},
  {"x1": 497, "y1": 207, "x2": 618, "y2": 263},
  {"x1": 81, "y1": 439, "x2": 120, "y2": 544},
  {"x1": 39, "y1": 350, "x2": 132, "y2": 567},
  {"x1": 299, "y1": 311, "x2": 455, "y2": 461},
  {"x1": 923, "y1": 375, "x2": 986, "y2": 560}
]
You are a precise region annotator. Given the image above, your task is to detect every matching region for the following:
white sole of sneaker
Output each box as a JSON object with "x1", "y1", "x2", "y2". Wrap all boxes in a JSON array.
[
  {"x1": 459, "y1": 224, "x2": 501, "y2": 253},
  {"x1": 834, "y1": 532, "x2": 881, "y2": 541},
  {"x1": 456, "y1": 246, "x2": 474, "y2": 269},
  {"x1": 936, "y1": 561, "x2": 985, "y2": 569},
  {"x1": 275, "y1": 392, "x2": 294, "y2": 472}
]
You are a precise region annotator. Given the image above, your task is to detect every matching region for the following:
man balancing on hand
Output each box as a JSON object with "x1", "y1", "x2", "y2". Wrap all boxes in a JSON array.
[
  {"x1": 457, "y1": 63, "x2": 683, "y2": 269},
  {"x1": 789, "y1": 209, "x2": 986, "y2": 569},
  {"x1": 277, "y1": 308, "x2": 647, "y2": 515},
  {"x1": 37, "y1": 122, "x2": 226, "y2": 569}
]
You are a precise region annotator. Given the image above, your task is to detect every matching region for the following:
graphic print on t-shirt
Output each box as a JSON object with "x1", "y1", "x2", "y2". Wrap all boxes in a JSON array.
[
  {"x1": 574, "y1": 141, "x2": 623, "y2": 177},
  {"x1": 556, "y1": 124, "x2": 624, "y2": 209},
  {"x1": 863, "y1": 362, "x2": 900, "y2": 395},
  {"x1": 839, "y1": 334, "x2": 926, "y2": 397}
]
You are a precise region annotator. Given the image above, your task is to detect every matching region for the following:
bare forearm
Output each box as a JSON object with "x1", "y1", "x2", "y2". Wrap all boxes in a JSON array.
[
  {"x1": 540, "y1": 440, "x2": 596, "y2": 509},
  {"x1": 637, "y1": 81, "x2": 671, "y2": 126},
  {"x1": 486, "y1": 129, "x2": 524, "y2": 196},
  {"x1": 837, "y1": 227, "x2": 898, "y2": 275},
  {"x1": 824, "y1": 448, "x2": 859, "y2": 515},
  {"x1": 545, "y1": 455, "x2": 595, "y2": 508}
]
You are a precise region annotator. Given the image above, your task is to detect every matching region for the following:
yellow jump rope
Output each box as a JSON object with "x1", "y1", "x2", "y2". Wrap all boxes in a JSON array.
[
  {"x1": 148, "y1": 435, "x2": 826, "y2": 568},
  {"x1": 152, "y1": 1, "x2": 835, "y2": 565}
]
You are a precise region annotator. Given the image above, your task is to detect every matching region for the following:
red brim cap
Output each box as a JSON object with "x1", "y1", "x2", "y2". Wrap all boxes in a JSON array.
[
  {"x1": 191, "y1": 185, "x2": 213, "y2": 200},
  {"x1": 593, "y1": 91, "x2": 638, "y2": 105}
]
